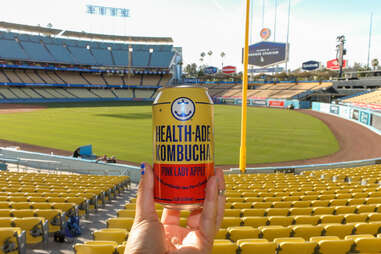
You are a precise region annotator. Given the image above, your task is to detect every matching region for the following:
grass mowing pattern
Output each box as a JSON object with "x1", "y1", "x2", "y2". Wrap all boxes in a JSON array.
[{"x1": 0, "y1": 102, "x2": 339, "y2": 165}]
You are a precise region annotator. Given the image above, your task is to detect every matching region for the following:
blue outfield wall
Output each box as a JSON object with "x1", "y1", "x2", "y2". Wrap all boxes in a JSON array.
[
  {"x1": 312, "y1": 102, "x2": 381, "y2": 135},
  {"x1": 0, "y1": 98, "x2": 154, "y2": 104},
  {"x1": 215, "y1": 97, "x2": 311, "y2": 109}
]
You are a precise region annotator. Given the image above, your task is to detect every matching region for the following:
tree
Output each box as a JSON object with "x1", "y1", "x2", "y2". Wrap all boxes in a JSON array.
[
  {"x1": 220, "y1": 52, "x2": 226, "y2": 69},
  {"x1": 200, "y1": 52, "x2": 205, "y2": 65},
  {"x1": 372, "y1": 58, "x2": 379, "y2": 71},
  {"x1": 207, "y1": 50, "x2": 213, "y2": 65}
]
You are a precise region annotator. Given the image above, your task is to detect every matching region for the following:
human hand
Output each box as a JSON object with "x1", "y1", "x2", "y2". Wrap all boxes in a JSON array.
[{"x1": 125, "y1": 163, "x2": 225, "y2": 254}]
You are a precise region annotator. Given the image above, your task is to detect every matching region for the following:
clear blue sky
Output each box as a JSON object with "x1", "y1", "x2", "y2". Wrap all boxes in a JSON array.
[{"x1": 0, "y1": 0, "x2": 380, "y2": 71}]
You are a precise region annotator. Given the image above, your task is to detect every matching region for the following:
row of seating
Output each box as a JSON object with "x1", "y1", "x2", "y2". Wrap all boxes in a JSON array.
[
  {"x1": 74, "y1": 240, "x2": 126, "y2": 254},
  {"x1": 212, "y1": 235, "x2": 381, "y2": 254}
]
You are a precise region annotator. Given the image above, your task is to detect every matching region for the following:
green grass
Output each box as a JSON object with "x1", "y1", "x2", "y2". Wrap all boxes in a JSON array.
[{"x1": 0, "y1": 102, "x2": 339, "y2": 165}]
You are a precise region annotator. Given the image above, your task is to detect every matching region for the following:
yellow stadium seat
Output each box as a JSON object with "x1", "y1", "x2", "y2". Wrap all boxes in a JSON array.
[
  {"x1": 107, "y1": 218, "x2": 134, "y2": 231},
  {"x1": 354, "y1": 222, "x2": 381, "y2": 235},
  {"x1": 316, "y1": 239, "x2": 354, "y2": 254},
  {"x1": 319, "y1": 215, "x2": 344, "y2": 224},
  {"x1": 0, "y1": 202, "x2": 10, "y2": 209},
  {"x1": 264, "y1": 197, "x2": 282, "y2": 202},
  {"x1": 124, "y1": 203, "x2": 136, "y2": 209},
  {"x1": 259, "y1": 226, "x2": 292, "y2": 241},
  {"x1": 366, "y1": 197, "x2": 381, "y2": 205},
  {"x1": 252, "y1": 202, "x2": 272, "y2": 209},
  {"x1": 226, "y1": 197, "x2": 245, "y2": 203},
  {"x1": 319, "y1": 194, "x2": 336, "y2": 200},
  {"x1": 0, "y1": 227, "x2": 25, "y2": 254},
  {"x1": 231, "y1": 202, "x2": 251, "y2": 209},
  {"x1": 215, "y1": 228, "x2": 227, "y2": 239},
  {"x1": 344, "y1": 234, "x2": 374, "y2": 240},
  {"x1": 294, "y1": 215, "x2": 320, "y2": 225},
  {"x1": 353, "y1": 237, "x2": 381, "y2": 253},
  {"x1": 241, "y1": 209, "x2": 266, "y2": 217},
  {"x1": 336, "y1": 194, "x2": 352, "y2": 199},
  {"x1": 266, "y1": 208, "x2": 289, "y2": 216},
  {"x1": 272, "y1": 202, "x2": 292, "y2": 208},
  {"x1": 236, "y1": 238, "x2": 268, "y2": 245},
  {"x1": 309, "y1": 236, "x2": 340, "y2": 242},
  {"x1": 313, "y1": 207, "x2": 334, "y2": 215},
  {"x1": 290, "y1": 225, "x2": 324, "y2": 240},
  {"x1": 11, "y1": 202, "x2": 31, "y2": 209},
  {"x1": 311, "y1": 200, "x2": 330, "y2": 207},
  {"x1": 227, "y1": 226, "x2": 260, "y2": 241},
  {"x1": 273, "y1": 237, "x2": 305, "y2": 244},
  {"x1": 289, "y1": 208, "x2": 313, "y2": 216},
  {"x1": 93, "y1": 228, "x2": 128, "y2": 244},
  {"x1": 8, "y1": 197, "x2": 28, "y2": 202},
  {"x1": 347, "y1": 198, "x2": 365, "y2": 206},
  {"x1": 239, "y1": 241, "x2": 277, "y2": 254},
  {"x1": 0, "y1": 209, "x2": 11, "y2": 217},
  {"x1": 292, "y1": 201, "x2": 311, "y2": 208},
  {"x1": 329, "y1": 199, "x2": 347, "y2": 206},
  {"x1": 53, "y1": 203, "x2": 76, "y2": 216},
  {"x1": 241, "y1": 216, "x2": 268, "y2": 227},
  {"x1": 35, "y1": 209, "x2": 63, "y2": 233},
  {"x1": 211, "y1": 239, "x2": 237, "y2": 254},
  {"x1": 12, "y1": 209, "x2": 35, "y2": 218},
  {"x1": 117, "y1": 209, "x2": 135, "y2": 218},
  {"x1": 221, "y1": 217, "x2": 241, "y2": 228},
  {"x1": 224, "y1": 209, "x2": 241, "y2": 217},
  {"x1": 282, "y1": 196, "x2": 300, "y2": 202},
  {"x1": 225, "y1": 202, "x2": 233, "y2": 209},
  {"x1": 344, "y1": 213, "x2": 368, "y2": 223},
  {"x1": 0, "y1": 218, "x2": 14, "y2": 227},
  {"x1": 334, "y1": 206, "x2": 356, "y2": 215},
  {"x1": 244, "y1": 197, "x2": 263, "y2": 203},
  {"x1": 74, "y1": 243, "x2": 116, "y2": 254},
  {"x1": 323, "y1": 224, "x2": 354, "y2": 239},
  {"x1": 47, "y1": 197, "x2": 66, "y2": 203},
  {"x1": 31, "y1": 202, "x2": 52, "y2": 209},
  {"x1": 268, "y1": 216, "x2": 294, "y2": 226},
  {"x1": 352, "y1": 193, "x2": 368, "y2": 199},
  {"x1": 28, "y1": 197, "x2": 47, "y2": 202},
  {"x1": 13, "y1": 217, "x2": 48, "y2": 244},
  {"x1": 278, "y1": 241, "x2": 317, "y2": 254},
  {"x1": 368, "y1": 213, "x2": 381, "y2": 222}
]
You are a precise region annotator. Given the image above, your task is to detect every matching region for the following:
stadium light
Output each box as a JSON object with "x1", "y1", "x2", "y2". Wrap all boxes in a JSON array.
[
  {"x1": 107, "y1": 46, "x2": 112, "y2": 51},
  {"x1": 86, "y1": 45, "x2": 90, "y2": 50},
  {"x1": 149, "y1": 48, "x2": 154, "y2": 53},
  {"x1": 129, "y1": 48, "x2": 133, "y2": 52}
]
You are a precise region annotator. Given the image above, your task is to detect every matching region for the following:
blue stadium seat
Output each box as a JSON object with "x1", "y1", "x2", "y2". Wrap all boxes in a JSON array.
[
  {"x1": 20, "y1": 41, "x2": 54, "y2": 62},
  {"x1": 0, "y1": 39, "x2": 28, "y2": 60}
]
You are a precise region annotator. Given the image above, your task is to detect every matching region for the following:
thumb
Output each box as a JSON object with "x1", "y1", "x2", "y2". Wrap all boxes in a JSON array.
[{"x1": 134, "y1": 163, "x2": 158, "y2": 222}]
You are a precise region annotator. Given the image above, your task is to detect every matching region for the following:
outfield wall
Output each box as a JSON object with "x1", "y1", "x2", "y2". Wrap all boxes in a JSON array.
[
  {"x1": 215, "y1": 97, "x2": 311, "y2": 109},
  {"x1": 312, "y1": 102, "x2": 381, "y2": 135}
]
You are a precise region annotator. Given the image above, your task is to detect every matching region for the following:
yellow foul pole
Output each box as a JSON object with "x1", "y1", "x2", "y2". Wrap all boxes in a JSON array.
[{"x1": 239, "y1": 0, "x2": 251, "y2": 173}]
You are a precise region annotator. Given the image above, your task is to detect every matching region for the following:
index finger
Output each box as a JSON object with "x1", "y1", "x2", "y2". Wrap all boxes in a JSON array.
[{"x1": 199, "y1": 175, "x2": 218, "y2": 241}]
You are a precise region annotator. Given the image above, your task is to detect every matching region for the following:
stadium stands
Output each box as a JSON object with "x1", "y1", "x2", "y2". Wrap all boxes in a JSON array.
[
  {"x1": 0, "y1": 170, "x2": 129, "y2": 252},
  {"x1": 343, "y1": 88, "x2": 381, "y2": 105}
]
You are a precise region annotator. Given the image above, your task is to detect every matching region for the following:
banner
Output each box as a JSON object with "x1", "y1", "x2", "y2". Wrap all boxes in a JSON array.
[
  {"x1": 248, "y1": 41, "x2": 288, "y2": 67},
  {"x1": 371, "y1": 114, "x2": 381, "y2": 131},
  {"x1": 249, "y1": 67, "x2": 284, "y2": 73},
  {"x1": 204, "y1": 66, "x2": 217, "y2": 74},
  {"x1": 327, "y1": 59, "x2": 348, "y2": 70},
  {"x1": 222, "y1": 66, "x2": 236, "y2": 74},
  {"x1": 251, "y1": 99, "x2": 267, "y2": 106},
  {"x1": 360, "y1": 111, "x2": 371, "y2": 125},
  {"x1": 330, "y1": 105, "x2": 339, "y2": 115},
  {"x1": 268, "y1": 100, "x2": 285, "y2": 107},
  {"x1": 302, "y1": 61, "x2": 320, "y2": 71},
  {"x1": 86, "y1": 5, "x2": 130, "y2": 18},
  {"x1": 352, "y1": 109, "x2": 359, "y2": 120}
]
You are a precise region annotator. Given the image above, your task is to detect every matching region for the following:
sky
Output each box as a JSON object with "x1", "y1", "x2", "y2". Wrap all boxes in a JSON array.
[{"x1": 0, "y1": 0, "x2": 380, "y2": 71}]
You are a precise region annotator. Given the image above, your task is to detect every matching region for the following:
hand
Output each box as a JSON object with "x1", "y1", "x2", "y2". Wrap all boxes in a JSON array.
[{"x1": 125, "y1": 163, "x2": 225, "y2": 254}]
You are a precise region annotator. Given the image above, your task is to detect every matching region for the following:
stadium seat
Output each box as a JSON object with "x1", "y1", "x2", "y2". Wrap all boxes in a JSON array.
[
  {"x1": 289, "y1": 208, "x2": 313, "y2": 216},
  {"x1": 266, "y1": 208, "x2": 289, "y2": 216},
  {"x1": 316, "y1": 239, "x2": 354, "y2": 254},
  {"x1": 294, "y1": 215, "x2": 320, "y2": 225},
  {"x1": 13, "y1": 217, "x2": 48, "y2": 244},
  {"x1": 107, "y1": 218, "x2": 134, "y2": 230},
  {"x1": 347, "y1": 199, "x2": 365, "y2": 206},
  {"x1": 259, "y1": 226, "x2": 292, "y2": 241},
  {"x1": 252, "y1": 202, "x2": 272, "y2": 209},
  {"x1": 117, "y1": 209, "x2": 135, "y2": 218},
  {"x1": 0, "y1": 209, "x2": 11, "y2": 217},
  {"x1": 273, "y1": 237, "x2": 305, "y2": 244},
  {"x1": 309, "y1": 236, "x2": 340, "y2": 242},
  {"x1": 290, "y1": 225, "x2": 324, "y2": 240},
  {"x1": 93, "y1": 228, "x2": 128, "y2": 244},
  {"x1": 241, "y1": 217, "x2": 268, "y2": 228},
  {"x1": 74, "y1": 242, "x2": 117, "y2": 254},
  {"x1": 35, "y1": 209, "x2": 63, "y2": 233},
  {"x1": 334, "y1": 206, "x2": 356, "y2": 215},
  {"x1": 354, "y1": 222, "x2": 381, "y2": 235},
  {"x1": 211, "y1": 240, "x2": 237, "y2": 254},
  {"x1": 0, "y1": 227, "x2": 25, "y2": 254},
  {"x1": 268, "y1": 216, "x2": 294, "y2": 226},
  {"x1": 11, "y1": 203, "x2": 31, "y2": 209},
  {"x1": 323, "y1": 224, "x2": 354, "y2": 239},
  {"x1": 0, "y1": 202, "x2": 10, "y2": 209},
  {"x1": 311, "y1": 200, "x2": 330, "y2": 207},
  {"x1": 223, "y1": 209, "x2": 241, "y2": 217},
  {"x1": 368, "y1": 213, "x2": 381, "y2": 222},
  {"x1": 227, "y1": 226, "x2": 259, "y2": 241},
  {"x1": 239, "y1": 241, "x2": 277, "y2": 254},
  {"x1": 241, "y1": 209, "x2": 266, "y2": 217},
  {"x1": 344, "y1": 213, "x2": 368, "y2": 223},
  {"x1": 12, "y1": 209, "x2": 35, "y2": 218},
  {"x1": 215, "y1": 228, "x2": 228, "y2": 239},
  {"x1": 231, "y1": 202, "x2": 251, "y2": 209},
  {"x1": 31, "y1": 202, "x2": 52, "y2": 209},
  {"x1": 278, "y1": 241, "x2": 317, "y2": 254},
  {"x1": 292, "y1": 201, "x2": 311, "y2": 208},
  {"x1": 344, "y1": 234, "x2": 374, "y2": 240},
  {"x1": 272, "y1": 202, "x2": 292, "y2": 208},
  {"x1": 329, "y1": 199, "x2": 347, "y2": 206},
  {"x1": 353, "y1": 237, "x2": 381, "y2": 253},
  {"x1": 313, "y1": 207, "x2": 334, "y2": 215},
  {"x1": 319, "y1": 215, "x2": 344, "y2": 224}
]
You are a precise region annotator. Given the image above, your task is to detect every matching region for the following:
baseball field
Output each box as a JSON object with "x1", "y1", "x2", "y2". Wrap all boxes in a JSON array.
[{"x1": 0, "y1": 102, "x2": 339, "y2": 165}]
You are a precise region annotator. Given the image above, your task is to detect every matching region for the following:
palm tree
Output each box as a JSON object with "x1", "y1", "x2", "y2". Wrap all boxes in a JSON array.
[
  {"x1": 220, "y1": 52, "x2": 226, "y2": 69},
  {"x1": 372, "y1": 58, "x2": 379, "y2": 71},
  {"x1": 207, "y1": 50, "x2": 213, "y2": 65}
]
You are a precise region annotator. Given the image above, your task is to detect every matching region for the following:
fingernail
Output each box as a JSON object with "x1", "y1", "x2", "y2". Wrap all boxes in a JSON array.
[{"x1": 140, "y1": 163, "x2": 145, "y2": 175}]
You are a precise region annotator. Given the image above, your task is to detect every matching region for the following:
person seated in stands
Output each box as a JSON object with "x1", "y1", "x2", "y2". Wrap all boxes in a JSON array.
[
  {"x1": 96, "y1": 154, "x2": 107, "y2": 163},
  {"x1": 288, "y1": 104, "x2": 295, "y2": 110},
  {"x1": 107, "y1": 155, "x2": 117, "y2": 163}
]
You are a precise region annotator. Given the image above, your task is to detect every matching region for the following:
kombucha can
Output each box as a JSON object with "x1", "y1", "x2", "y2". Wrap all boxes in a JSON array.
[{"x1": 152, "y1": 86, "x2": 214, "y2": 210}]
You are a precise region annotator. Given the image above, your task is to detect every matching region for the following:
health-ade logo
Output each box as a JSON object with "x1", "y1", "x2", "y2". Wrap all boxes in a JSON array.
[{"x1": 171, "y1": 97, "x2": 195, "y2": 121}]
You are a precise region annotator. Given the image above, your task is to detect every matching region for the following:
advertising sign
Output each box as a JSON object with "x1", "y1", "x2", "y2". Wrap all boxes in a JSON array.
[
  {"x1": 302, "y1": 61, "x2": 320, "y2": 71},
  {"x1": 371, "y1": 114, "x2": 381, "y2": 131},
  {"x1": 248, "y1": 41, "x2": 288, "y2": 67},
  {"x1": 360, "y1": 111, "x2": 370, "y2": 125},
  {"x1": 330, "y1": 105, "x2": 339, "y2": 115},
  {"x1": 327, "y1": 59, "x2": 348, "y2": 70},
  {"x1": 251, "y1": 99, "x2": 267, "y2": 106},
  {"x1": 222, "y1": 66, "x2": 236, "y2": 74},
  {"x1": 268, "y1": 100, "x2": 285, "y2": 107},
  {"x1": 249, "y1": 67, "x2": 284, "y2": 73},
  {"x1": 204, "y1": 66, "x2": 217, "y2": 74},
  {"x1": 352, "y1": 109, "x2": 359, "y2": 120},
  {"x1": 260, "y1": 28, "x2": 271, "y2": 41},
  {"x1": 338, "y1": 105, "x2": 350, "y2": 119}
]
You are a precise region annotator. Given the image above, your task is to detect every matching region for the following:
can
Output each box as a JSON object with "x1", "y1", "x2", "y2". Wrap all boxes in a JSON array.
[{"x1": 152, "y1": 86, "x2": 214, "y2": 210}]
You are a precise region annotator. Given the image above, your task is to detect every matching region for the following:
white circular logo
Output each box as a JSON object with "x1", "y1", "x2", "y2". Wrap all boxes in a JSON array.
[{"x1": 171, "y1": 97, "x2": 195, "y2": 121}]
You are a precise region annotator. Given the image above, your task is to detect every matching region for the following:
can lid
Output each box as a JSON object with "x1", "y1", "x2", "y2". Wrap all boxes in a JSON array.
[{"x1": 154, "y1": 86, "x2": 213, "y2": 105}]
